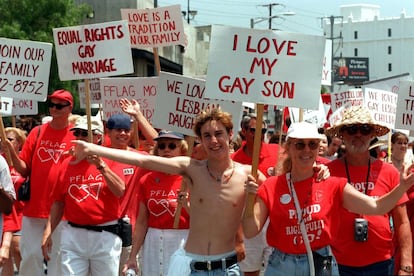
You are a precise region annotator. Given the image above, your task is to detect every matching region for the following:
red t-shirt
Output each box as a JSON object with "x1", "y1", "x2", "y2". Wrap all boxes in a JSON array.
[
  {"x1": 138, "y1": 171, "x2": 189, "y2": 229},
  {"x1": 258, "y1": 174, "x2": 346, "y2": 254},
  {"x1": 117, "y1": 147, "x2": 149, "y2": 233},
  {"x1": 53, "y1": 157, "x2": 125, "y2": 225},
  {"x1": 231, "y1": 143, "x2": 279, "y2": 177},
  {"x1": 19, "y1": 124, "x2": 75, "y2": 218},
  {"x1": 3, "y1": 167, "x2": 26, "y2": 232},
  {"x1": 327, "y1": 159, "x2": 406, "y2": 266}
]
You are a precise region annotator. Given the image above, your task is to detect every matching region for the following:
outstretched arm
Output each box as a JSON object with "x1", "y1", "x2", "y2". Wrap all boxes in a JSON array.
[
  {"x1": 73, "y1": 140, "x2": 190, "y2": 176},
  {"x1": 343, "y1": 163, "x2": 414, "y2": 215}
]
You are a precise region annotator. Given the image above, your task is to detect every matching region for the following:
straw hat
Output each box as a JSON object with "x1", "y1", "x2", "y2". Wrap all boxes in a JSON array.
[{"x1": 326, "y1": 106, "x2": 389, "y2": 137}]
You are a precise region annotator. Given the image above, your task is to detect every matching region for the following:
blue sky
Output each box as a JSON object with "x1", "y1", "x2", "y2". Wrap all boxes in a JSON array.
[{"x1": 157, "y1": 0, "x2": 412, "y2": 35}]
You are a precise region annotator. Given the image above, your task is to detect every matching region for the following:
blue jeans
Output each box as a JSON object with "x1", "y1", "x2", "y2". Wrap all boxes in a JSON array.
[
  {"x1": 338, "y1": 258, "x2": 394, "y2": 276},
  {"x1": 190, "y1": 263, "x2": 240, "y2": 276},
  {"x1": 265, "y1": 246, "x2": 339, "y2": 276}
]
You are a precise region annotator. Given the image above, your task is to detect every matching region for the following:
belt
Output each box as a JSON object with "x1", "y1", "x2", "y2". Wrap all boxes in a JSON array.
[
  {"x1": 68, "y1": 221, "x2": 119, "y2": 234},
  {"x1": 190, "y1": 254, "x2": 238, "y2": 271}
]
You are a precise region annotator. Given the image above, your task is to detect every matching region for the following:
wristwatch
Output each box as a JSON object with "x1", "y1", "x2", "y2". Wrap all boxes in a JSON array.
[
  {"x1": 400, "y1": 265, "x2": 413, "y2": 273},
  {"x1": 96, "y1": 161, "x2": 106, "y2": 171}
]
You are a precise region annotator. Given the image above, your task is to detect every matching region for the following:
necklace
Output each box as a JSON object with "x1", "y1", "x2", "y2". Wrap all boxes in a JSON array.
[{"x1": 206, "y1": 161, "x2": 235, "y2": 184}]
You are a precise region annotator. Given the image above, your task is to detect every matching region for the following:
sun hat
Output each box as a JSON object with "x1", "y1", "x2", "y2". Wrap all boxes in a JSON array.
[
  {"x1": 154, "y1": 130, "x2": 184, "y2": 140},
  {"x1": 106, "y1": 114, "x2": 131, "y2": 130},
  {"x1": 70, "y1": 115, "x2": 103, "y2": 133},
  {"x1": 48, "y1": 89, "x2": 73, "y2": 106},
  {"x1": 368, "y1": 137, "x2": 388, "y2": 151},
  {"x1": 286, "y1": 122, "x2": 322, "y2": 140},
  {"x1": 326, "y1": 106, "x2": 389, "y2": 137}
]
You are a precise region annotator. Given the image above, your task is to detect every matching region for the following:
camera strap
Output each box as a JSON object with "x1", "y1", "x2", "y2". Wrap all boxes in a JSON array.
[{"x1": 286, "y1": 173, "x2": 315, "y2": 276}]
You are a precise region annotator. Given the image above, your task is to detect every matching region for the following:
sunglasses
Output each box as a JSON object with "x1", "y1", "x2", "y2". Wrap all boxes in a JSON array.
[
  {"x1": 73, "y1": 130, "x2": 88, "y2": 138},
  {"x1": 293, "y1": 141, "x2": 319, "y2": 151},
  {"x1": 158, "y1": 142, "x2": 177, "y2": 150},
  {"x1": 341, "y1": 124, "x2": 373, "y2": 136},
  {"x1": 48, "y1": 102, "x2": 70, "y2": 110},
  {"x1": 249, "y1": 128, "x2": 267, "y2": 135}
]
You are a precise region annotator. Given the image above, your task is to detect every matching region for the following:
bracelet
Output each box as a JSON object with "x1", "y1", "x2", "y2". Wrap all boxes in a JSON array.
[{"x1": 96, "y1": 162, "x2": 106, "y2": 171}]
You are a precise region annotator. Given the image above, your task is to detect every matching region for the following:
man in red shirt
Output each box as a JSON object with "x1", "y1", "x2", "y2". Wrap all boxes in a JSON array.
[{"x1": 4, "y1": 90, "x2": 75, "y2": 276}]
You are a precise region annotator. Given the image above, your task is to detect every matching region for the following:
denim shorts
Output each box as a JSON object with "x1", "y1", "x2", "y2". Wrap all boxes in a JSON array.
[{"x1": 265, "y1": 246, "x2": 339, "y2": 276}]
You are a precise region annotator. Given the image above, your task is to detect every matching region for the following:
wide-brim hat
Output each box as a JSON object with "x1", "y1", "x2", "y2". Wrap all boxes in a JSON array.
[{"x1": 326, "y1": 106, "x2": 389, "y2": 137}]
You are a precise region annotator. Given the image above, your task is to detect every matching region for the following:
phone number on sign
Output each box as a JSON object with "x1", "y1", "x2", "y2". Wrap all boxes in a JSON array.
[{"x1": 0, "y1": 78, "x2": 44, "y2": 94}]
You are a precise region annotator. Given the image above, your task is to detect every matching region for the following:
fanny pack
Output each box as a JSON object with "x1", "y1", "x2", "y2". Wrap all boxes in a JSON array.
[{"x1": 68, "y1": 219, "x2": 132, "y2": 247}]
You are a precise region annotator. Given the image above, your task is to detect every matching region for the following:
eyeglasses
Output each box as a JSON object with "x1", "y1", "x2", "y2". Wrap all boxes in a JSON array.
[
  {"x1": 7, "y1": 138, "x2": 14, "y2": 142},
  {"x1": 249, "y1": 128, "x2": 267, "y2": 135},
  {"x1": 73, "y1": 130, "x2": 88, "y2": 138},
  {"x1": 48, "y1": 102, "x2": 70, "y2": 110},
  {"x1": 341, "y1": 124, "x2": 373, "y2": 136},
  {"x1": 158, "y1": 142, "x2": 177, "y2": 150},
  {"x1": 293, "y1": 141, "x2": 319, "y2": 151}
]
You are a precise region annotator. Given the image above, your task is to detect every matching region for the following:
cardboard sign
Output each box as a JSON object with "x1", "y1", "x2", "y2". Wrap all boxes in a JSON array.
[
  {"x1": 121, "y1": 5, "x2": 185, "y2": 48},
  {"x1": 0, "y1": 38, "x2": 52, "y2": 101},
  {"x1": 154, "y1": 71, "x2": 243, "y2": 136},
  {"x1": 78, "y1": 79, "x2": 101, "y2": 109},
  {"x1": 395, "y1": 80, "x2": 414, "y2": 130},
  {"x1": 330, "y1": 88, "x2": 364, "y2": 113},
  {"x1": 321, "y1": 39, "x2": 332, "y2": 86},
  {"x1": 99, "y1": 77, "x2": 158, "y2": 121},
  {"x1": 205, "y1": 25, "x2": 325, "y2": 110},
  {"x1": 364, "y1": 87, "x2": 397, "y2": 130},
  {"x1": 53, "y1": 20, "x2": 133, "y2": 81}
]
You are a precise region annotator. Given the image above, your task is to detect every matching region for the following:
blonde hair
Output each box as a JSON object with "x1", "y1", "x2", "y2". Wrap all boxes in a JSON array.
[{"x1": 5, "y1": 127, "x2": 27, "y2": 151}]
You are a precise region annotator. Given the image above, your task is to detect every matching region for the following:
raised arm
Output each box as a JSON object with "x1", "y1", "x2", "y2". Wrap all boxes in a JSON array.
[
  {"x1": 73, "y1": 140, "x2": 190, "y2": 176},
  {"x1": 343, "y1": 163, "x2": 414, "y2": 215}
]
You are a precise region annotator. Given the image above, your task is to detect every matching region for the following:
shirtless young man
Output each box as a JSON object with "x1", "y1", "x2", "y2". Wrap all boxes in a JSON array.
[{"x1": 73, "y1": 107, "x2": 264, "y2": 275}]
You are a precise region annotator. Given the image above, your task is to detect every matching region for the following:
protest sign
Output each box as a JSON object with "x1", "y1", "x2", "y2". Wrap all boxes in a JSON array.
[
  {"x1": 321, "y1": 39, "x2": 332, "y2": 86},
  {"x1": 364, "y1": 87, "x2": 397, "y2": 130},
  {"x1": 395, "y1": 80, "x2": 414, "y2": 130},
  {"x1": 11, "y1": 99, "x2": 38, "y2": 116},
  {"x1": 99, "y1": 77, "x2": 158, "y2": 121},
  {"x1": 205, "y1": 25, "x2": 325, "y2": 110},
  {"x1": 0, "y1": 38, "x2": 52, "y2": 101},
  {"x1": 330, "y1": 88, "x2": 364, "y2": 112},
  {"x1": 78, "y1": 79, "x2": 101, "y2": 109},
  {"x1": 288, "y1": 96, "x2": 327, "y2": 127},
  {"x1": 154, "y1": 71, "x2": 243, "y2": 136},
  {"x1": 53, "y1": 20, "x2": 133, "y2": 80},
  {"x1": 0, "y1": 97, "x2": 14, "y2": 116},
  {"x1": 121, "y1": 5, "x2": 185, "y2": 49}
]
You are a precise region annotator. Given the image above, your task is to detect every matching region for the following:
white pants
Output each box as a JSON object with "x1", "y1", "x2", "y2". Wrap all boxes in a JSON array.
[
  {"x1": 141, "y1": 228, "x2": 188, "y2": 276},
  {"x1": 61, "y1": 222, "x2": 122, "y2": 276},
  {"x1": 19, "y1": 217, "x2": 63, "y2": 276}
]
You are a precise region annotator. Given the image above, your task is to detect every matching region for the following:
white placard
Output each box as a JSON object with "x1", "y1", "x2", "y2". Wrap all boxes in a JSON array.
[
  {"x1": 121, "y1": 5, "x2": 186, "y2": 49},
  {"x1": 99, "y1": 77, "x2": 158, "y2": 121},
  {"x1": 395, "y1": 80, "x2": 414, "y2": 130},
  {"x1": 205, "y1": 25, "x2": 326, "y2": 110},
  {"x1": 0, "y1": 97, "x2": 13, "y2": 116},
  {"x1": 0, "y1": 38, "x2": 52, "y2": 101},
  {"x1": 364, "y1": 87, "x2": 397, "y2": 130},
  {"x1": 154, "y1": 71, "x2": 243, "y2": 137},
  {"x1": 321, "y1": 39, "x2": 332, "y2": 86},
  {"x1": 53, "y1": 20, "x2": 133, "y2": 81},
  {"x1": 330, "y1": 88, "x2": 364, "y2": 113},
  {"x1": 78, "y1": 79, "x2": 101, "y2": 109}
]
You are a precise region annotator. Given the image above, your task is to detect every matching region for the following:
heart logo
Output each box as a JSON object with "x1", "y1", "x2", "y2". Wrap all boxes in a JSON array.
[
  {"x1": 147, "y1": 198, "x2": 176, "y2": 217},
  {"x1": 37, "y1": 147, "x2": 64, "y2": 164},
  {"x1": 68, "y1": 183, "x2": 102, "y2": 202}
]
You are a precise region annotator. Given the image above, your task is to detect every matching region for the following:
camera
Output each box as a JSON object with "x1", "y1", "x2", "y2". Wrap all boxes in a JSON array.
[{"x1": 354, "y1": 218, "x2": 368, "y2": 242}]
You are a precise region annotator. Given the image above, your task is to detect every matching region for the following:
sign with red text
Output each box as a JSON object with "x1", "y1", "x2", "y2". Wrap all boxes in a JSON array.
[
  {"x1": 0, "y1": 38, "x2": 52, "y2": 101},
  {"x1": 154, "y1": 72, "x2": 243, "y2": 136},
  {"x1": 364, "y1": 87, "x2": 397, "y2": 129},
  {"x1": 321, "y1": 39, "x2": 332, "y2": 86},
  {"x1": 99, "y1": 77, "x2": 158, "y2": 121},
  {"x1": 10, "y1": 98, "x2": 38, "y2": 116},
  {"x1": 330, "y1": 88, "x2": 364, "y2": 113},
  {"x1": 205, "y1": 25, "x2": 325, "y2": 109},
  {"x1": 121, "y1": 5, "x2": 185, "y2": 48},
  {"x1": 395, "y1": 81, "x2": 414, "y2": 130},
  {"x1": 53, "y1": 20, "x2": 133, "y2": 81},
  {"x1": 78, "y1": 79, "x2": 101, "y2": 109}
]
